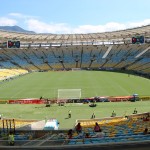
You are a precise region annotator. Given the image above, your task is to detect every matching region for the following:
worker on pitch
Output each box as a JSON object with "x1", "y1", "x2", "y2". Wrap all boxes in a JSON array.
[
  {"x1": 133, "y1": 108, "x2": 137, "y2": 114},
  {"x1": 111, "y1": 110, "x2": 116, "y2": 117},
  {"x1": 68, "y1": 110, "x2": 71, "y2": 118},
  {"x1": 91, "y1": 112, "x2": 95, "y2": 119}
]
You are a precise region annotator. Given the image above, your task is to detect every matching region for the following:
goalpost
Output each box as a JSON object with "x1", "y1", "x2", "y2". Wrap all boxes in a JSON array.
[
  {"x1": 72, "y1": 68, "x2": 81, "y2": 71},
  {"x1": 57, "y1": 89, "x2": 81, "y2": 99}
]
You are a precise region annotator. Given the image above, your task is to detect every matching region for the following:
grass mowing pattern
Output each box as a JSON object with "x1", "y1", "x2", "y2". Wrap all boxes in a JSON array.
[
  {"x1": 0, "y1": 101, "x2": 150, "y2": 129},
  {"x1": 0, "y1": 71, "x2": 149, "y2": 100}
]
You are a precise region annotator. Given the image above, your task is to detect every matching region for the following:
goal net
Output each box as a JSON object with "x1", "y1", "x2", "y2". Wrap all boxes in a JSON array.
[
  {"x1": 72, "y1": 68, "x2": 81, "y2": 71},
  {"x1": 58, "y1": 89, "x2": 81, "y2": 99}
]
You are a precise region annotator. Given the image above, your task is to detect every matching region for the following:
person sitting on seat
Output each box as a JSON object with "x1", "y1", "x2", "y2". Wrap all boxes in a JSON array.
[
  {"x1": 111, "y1": 111, "x2": 116, "y2": 117},
  {"x1": 94, "y1": 122, "x2": 101, "y2": 132},
  {"x1": 133, "y1": 108, "x2": 137, "y2": 114},
  {"x1": 75, "y1": 122, "x2": 82, "y2": 134},
  {"x1": 143, "y1": 116, "x2": 149, "y2": 121},
  {"x1": 143, "y1": 128, "x2": 150, "y2": 134},
  {"x1": 85, "y1": 133, "x2": 91, "y2": 138},
  {"x1": 67, "y1": 129, "x2": 73, "y2": 139}
]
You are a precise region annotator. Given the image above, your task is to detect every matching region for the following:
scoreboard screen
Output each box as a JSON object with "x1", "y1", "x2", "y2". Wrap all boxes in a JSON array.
[
  {"x1": 7, "y1": 40, "x2": 20, "y2": 48},
  {"x1": 132, "y1": 36, "x2": 144, "y2": 44}
]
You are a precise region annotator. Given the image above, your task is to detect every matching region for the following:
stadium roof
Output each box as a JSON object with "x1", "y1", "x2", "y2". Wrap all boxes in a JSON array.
[{"x1": 0, "y1": 25, "x2": 150, "y2": 45}]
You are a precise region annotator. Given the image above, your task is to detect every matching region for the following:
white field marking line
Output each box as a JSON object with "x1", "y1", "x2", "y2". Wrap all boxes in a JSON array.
[
  {"x1": 112, "y1": 82, "x2": 130, "y2": 95},
  {"x1": 0, "y1": 82, "x2": 12, "y2": 89},
  {"x1": 139, "y1": 77, "x2": 150, "y2": 81},
  {"x1": 10, "y1": 88, "x2": 25, "y2": 98}
]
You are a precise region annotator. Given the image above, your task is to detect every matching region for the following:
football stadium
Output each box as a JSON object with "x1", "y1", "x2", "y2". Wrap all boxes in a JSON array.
[{"x1": 0, "y1": 25, "x2": 150, "y2": 149}]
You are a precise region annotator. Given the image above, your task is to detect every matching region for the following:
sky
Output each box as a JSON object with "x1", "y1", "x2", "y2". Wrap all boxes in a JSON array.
[{"x1": 0, "y1": 0, "x2": 150, "y2": 34}]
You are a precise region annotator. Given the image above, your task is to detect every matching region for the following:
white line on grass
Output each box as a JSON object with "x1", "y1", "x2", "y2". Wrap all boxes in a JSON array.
[
  {"x1": 113, "y1": 82, "x2": 130, "y2": 95},
  {"x1": 10, "y1": 88, "x2": 25, "y2": 98}
]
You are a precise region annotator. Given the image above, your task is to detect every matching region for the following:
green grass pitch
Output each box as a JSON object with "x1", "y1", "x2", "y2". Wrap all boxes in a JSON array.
[
  {"x1": 0, "y1": 71, "x2": 149, "y2": 129},
  {"x1": 0, "y1": 71, "x2": 150, "y2": 100},
  {"x1": 0, "y1": 102, "x2": 150, "y2": 129}
]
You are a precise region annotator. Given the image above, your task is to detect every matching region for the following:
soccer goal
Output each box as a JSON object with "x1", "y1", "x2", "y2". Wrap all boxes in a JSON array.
[
  {"x1": 57, "y1": 89, "x2": 81, "y2": 99},
  {"x1": 72, "y1": 68, "x2": 81, "y2": 71}
]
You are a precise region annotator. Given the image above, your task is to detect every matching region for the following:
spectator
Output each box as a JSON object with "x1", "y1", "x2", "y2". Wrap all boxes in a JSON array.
[
  {"x1": 67, "y1": 129, "x2": 73, "y2": 139},
  {"x1": 94, "y1": 122, "x2": 101, "y2": 132},
  {"x1": 75, "y1": 122, "x2": 82, "y2": 134},
  {"x1": 85, "y1": 133, "x2": 91, "y2": 138},
  {"x1": 133, "y1": 108, "x2": 137, "y2": 114},
  {"x1": 143, "y1": 128, "x2": 149, "y2": 134},
  {"x1": 143, "y1": 116, "x2": 149, "y2": 121},
  {"x1": 111, "y1": 111, "x2": 116, "y2": 117},
  {"x1": 92, "y1": 129, "x2": 105, "y2": 138},
  {"x1": 8, "y1": 131, "x2": 14, "y2": 146}
]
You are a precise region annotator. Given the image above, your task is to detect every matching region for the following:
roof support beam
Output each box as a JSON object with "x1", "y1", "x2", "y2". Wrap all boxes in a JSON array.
[
  {"x1": 135, "y1": 46, "x2": 150, "y2": 58},
  {"x1": 102, "y1": 45, "x2": 113, "y2": 58}
]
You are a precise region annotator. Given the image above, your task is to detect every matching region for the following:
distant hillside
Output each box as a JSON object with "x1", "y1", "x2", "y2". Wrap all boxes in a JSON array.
[{"x1": 0, "y1": 25, "x2": 35, "y2": 33}]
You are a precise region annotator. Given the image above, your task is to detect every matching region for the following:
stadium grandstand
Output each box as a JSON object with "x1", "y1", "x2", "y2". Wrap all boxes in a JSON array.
[
  {"x1": 0, "y1": 25, "x2": 150, "y2": 75},
  {"x1": 0, "y1": 25, "x2": 150, "y2": 149}
]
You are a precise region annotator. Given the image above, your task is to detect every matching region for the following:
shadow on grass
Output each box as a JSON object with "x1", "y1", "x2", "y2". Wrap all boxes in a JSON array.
[
  {"x1": 65, "y1": 117, "x2": 70, "y2": 119},
  {"x1": 35, "y1": 106, "x2": 46, "y2": 109}
]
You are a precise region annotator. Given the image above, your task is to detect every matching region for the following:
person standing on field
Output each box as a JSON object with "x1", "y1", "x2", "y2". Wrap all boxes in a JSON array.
[{"x1": 68, "y1": 110, "x2": 71, "y2": 118}]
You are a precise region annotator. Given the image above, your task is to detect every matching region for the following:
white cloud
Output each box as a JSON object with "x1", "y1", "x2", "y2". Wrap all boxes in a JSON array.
[
  {"x1": 0, "y1": 17, "x2": 17, "y2": 26},
  {"x1": 73, "y1": 25, "x2": 105, "y2": 33},
  {"x1": 9, "y1": 13, "x2": 23, "y2": 18},
  {"x1": 128, "y1": 19, "x2": 150, "y2": 28},
  {"x1": 104, "y1": 22, "x2": 126, "y2": 31},
  {"x1": 26, "y1": 19, "x2": 150, "y2": 34},
  {"x1": 1, "y1": 13, "x2": 150, "y2": 34},
  {"x1": 73, "y1": 21, "x2": 150, "y2": 34},
  {"x1": 8, "y1": 13, "x2": 38, "y2": 20},
  {"x1": 73, "y1": 23, "x2": 126, "y2": 34},
  {"x1": 26, "y1": 19, "x2": 72, "y2": 33}
]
